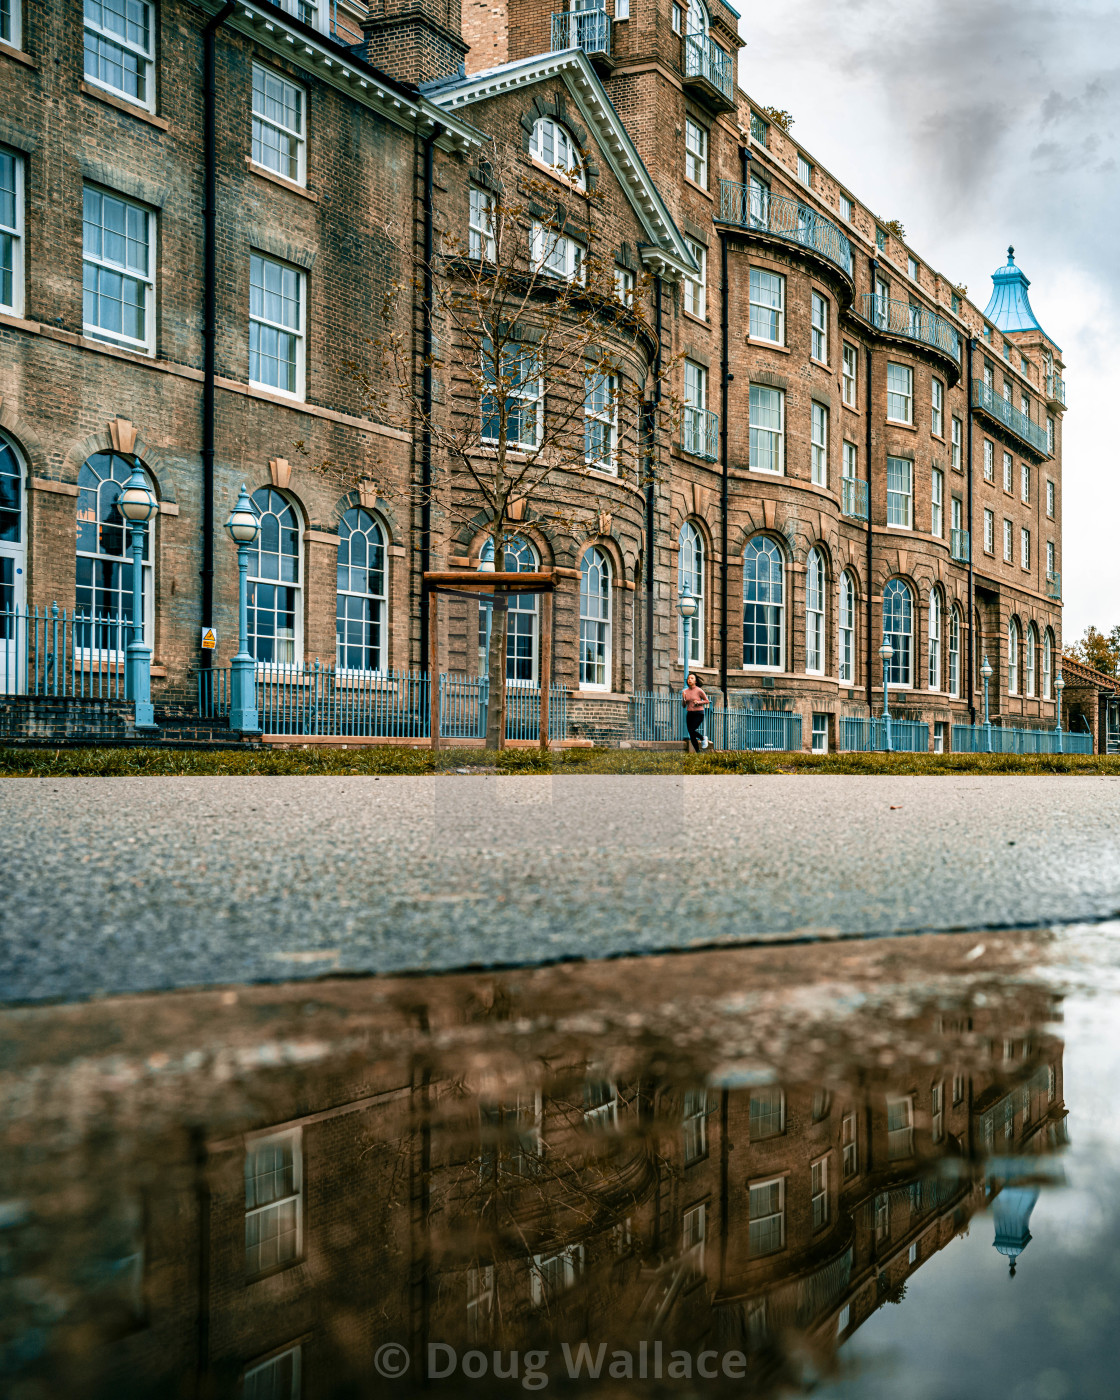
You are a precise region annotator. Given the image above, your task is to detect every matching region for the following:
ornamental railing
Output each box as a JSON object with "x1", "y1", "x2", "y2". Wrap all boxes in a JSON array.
[
  {"x1": 839, "y1": 716, "x2": 929, "y2": 753},
  {"x1": 858, "y1": 293, "x2": 960, "y2": 360},
  {"x1": 629, "y1": 690, "x2": 802, "y2": 751},
  {"x1": 972, "y1": 379, "x2": 1050, "y2": 455},
  {"x1": 550, "y1": 9, "x2": 611, "y2": 58},
  {"x1": 683, "y1": 32, "x2": 733, "y2": 102},
  {"x1": 841, "y1": 476, "x2": 868, "y2": 520},
  {"x1": 717, "y1": 180, "x2": 853, "y2": 277},
  {"x1": 1046, "y1": 570, "x2": 1062, "y2": 600},
  {"x1": 1, "y1": 604, "x2": 130, "y2": 699},
  {"x1": 1045, "y1": 373, "x2": 1067, "y2": 407},
  {"x1": 681, "y1": 405, "x2": 719, "y2": 461},
  {"x1": 952, "y1": 723, "x2": 1091, "y2": 755},
  {"x1": 950, "y1": 527, "x2": 970, "y2": 562}
]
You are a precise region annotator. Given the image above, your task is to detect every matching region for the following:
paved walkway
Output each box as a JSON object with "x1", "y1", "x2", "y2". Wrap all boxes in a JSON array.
[{"x1": 3, "y1": 774, "x2": 1120, "y2": 1002}]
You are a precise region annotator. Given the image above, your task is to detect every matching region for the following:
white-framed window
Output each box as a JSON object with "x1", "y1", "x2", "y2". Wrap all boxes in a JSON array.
[
  {"x1": 748, "y1": 1177, "x2": 785, "y2": 1256},
  {"x1": 336, "y1": 508, "x2": 386, "y2": 673},
  {"x1": 683, "y1": 1202, "x2": 706, "y2": 1272},
  {"x1": 1008, "y1": 617, "x2": 1019, "y2": 693},
  {"x1": 812, "y1": 713, "x2": 828, "y2": 752},
  {"x1": 0, "y1": 147, "x2": 23, "y2": 315},
  {"x1": 529, "y1": 116, "x2": 585, "y2": 187},
  {"x1": 0, "y1": 432, "x2": 25, "y2": 624},
  {"x1": 615, "y1": 0, "x2": 629, "y2": 16},
  {"x1": 931, "y1": 377, "x2": 944, "y2": 437},
  {"x1": 928, "y1": 589, "x2": 941, "y2": 689},
  {"x1": 481, "y1": 338, "x2": 542, "y2": 449},
  {"x1": 838, "y1": 192, "x2": 853, "y2": 222},
  {"x1": 907, "y1": 253, "x2": 918, "y2": 280},
  {"x1": 247, "y1": 487, "x2": 302, "y2": 665},
  {"x1": 1043, "y1": 629, "x2": 1053, "y2": 699},
  {"x1": 984, "y1": 509, "x2": 994, "y2": 553},
  {"x1": 1025, "y1": 624, "x2": 1037, "y2": 697},
  {"x1": 683, "y1": 1088, "x2": 708, "y2": 1163},
  {"x1": 797, "y1": 153, "x2": 812, "y2": 186},
  {"x1": 886, "y1": 1095, "x2": 914, "y2": 1160},
  {"x1": 1021, "y1": 390, "x2": 1030, "y2": 418},
  {"x1": 683, "y1": 238, "x2": 706, "y2": 319},
  {"x1": 886, "y1": 456, "x2": 913, "y2": 529},
  {"x1": 1003, "y1": 450, "x2": 1013, "y2": 493},
  {"x1": 84, "y1": 0, "x2": 155, "y2": 111},
  {"x1": 806, "y1": 546, "x2": 825, "y2": 674},
  {"x1": 810, "y1": 402, "x2": 828, "y2": 486},
  {"x1": 909, "y1": 1241, "x2": 920, "y2": 1265},
  {"x1": 1046, "y1": 539, "x2": 1055, "y2": 576},
  {"x1": 984, "y1": 360, "x2": 994, "y2": 390},
  {"x1": 1021, "y1": 526, "x2": 1030, "y2": 569},
  {"x1": 684, "y1": 117, "x2": 708, "y2": 186},
  {"x1": 671, "y1": 2, "x2": 682, "y2": 32},
  {"x1": 469, "y1": 184, "x2": 496, "y2": 261},
  {"x1": 579, "y1": 546, "x2": 611, "y2": 689},
  {"x1": 614, "y1": 265, "x2": 634, "y2": 304},
  {"x1": 749, "y1": 1086, "x2": 785, "y2": 1139},
  {"x1": 584, "y1": 371, "x2": 618, "y2": 473},
  {"x1": 1047, "y1": 415, "x2": 1055, "y2": 453},
  {"x1": 886, "y1": 363, "x2": 913, "y2": 423},
  {"x1": 842, "y1": 343, "x2": 857, "y2": 406},
  {"x1": 748, "y1": 173, "x2": 770, "y2": 227},
  {"x1": 874, "y1": 1191, "x2": 890, "y2": 1242},
  {"x1": 931, "y1": 466, "x2": 943, "y2": 537},
  {"x1": 749, "y1": 385, "x2": 784, "y2": 474},
  {"x1": 983, "y1": 439, "x2": 994, "y2": 481},
  {"x1": 530, "y1": 1245, "x2": 584, "y2": 1306},
  {"x1": 810, "y1": 1157, "x2": 829, "y2": 1229},
  {"x1": 838, "y1": 1305, "x2": 850, "y2": 1334},
  {"x1": 245, "y1": 1129, "x2": 302, "y2": 1276},
  {"x1": 932, "y1": 1079, "x2": 946, "y2": 1144},
  {"x1": 678, "y1": 520, "x2": 704, "y2": 665},
  {"x1": 811, "y1": 291, "x2": 828, "y2": 362},
  {"x1": 251, "y1": 64, "x2": 305, "y2": 184},
  {"x1": 1003, "y1": 517, "x2": 1013, "y2": 562},
  {"x1": 479, "y1": 534, "x2": 539, "y2": 684},
  {"x1": 82, "y1": 185, "x2": 155, "y2": 352},
  {"x1": 278, "y1": 0, "x2": 328, "y2": 31},
  {"x1": 841, "y1": 1111, "x2": 858, "y2": 1178},
  {"x1": 951, "y1": 416, "x2": 962, "y2": 469},
  {"x1": 583, "y1": 1079, "x2": 618, "y2": 1130},
  {"x1": 883, "y1": 578, "x2": 913, "y2": 686},
  {"x1": 842, "y1": 439, "x2": 858, "y2": 483},
  {"x1": 466, "y1": 1265, "x2": 495, "y2": 1343},
  {"x1": 1003, "y1": 377, "x2": 1012, "y2": 404},
  {"x1": 249, "y1": 253, "x2": 304, "y2": 398},
  {"x1": 949, "y1": 606, "x2": 961, "y2": 696},
  {"x1": 743, "y1": 537, "x2": 784, "y2": 669},
  {"x1": 1, "y1": 0, "x2": 21, "y2": 49},
  {"x1": 748, "y1": 267, "x2": 784, "y2": 342},
  {"x1": 1020, "y1": 463, "x2": 1030, "y2": 503},
  {"x1": 244, "y1": 1344, "x2": 301, "y2": 1400},
  {"x1": 75, "y1": 452, "x2": 155, "y2": 651},
  {"x1": 682, "y1": 358, "x2": 712, "y2": 459},
  {"x1": 952, "y1": 495, "x2": 962, "y2": 538},
  {"x1": 530, "y1": 219, "x2": 584, "y2": 281},
  {"x1": 1046, "y1": 480, "x2": 1055, "y2": 517},
  {"x1": 839, "y1": 569, "x2": 855, "y2": 684}
]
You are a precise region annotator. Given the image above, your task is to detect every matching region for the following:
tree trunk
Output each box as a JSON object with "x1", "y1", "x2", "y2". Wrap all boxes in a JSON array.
[{"x1": 485, "y1": 596, "x2": 508, "y2": 751}]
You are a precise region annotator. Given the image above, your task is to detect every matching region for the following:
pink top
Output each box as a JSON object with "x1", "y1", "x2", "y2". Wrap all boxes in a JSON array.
[{"x1": 682, "y1": 685, "x2": 708, "y2": 713}]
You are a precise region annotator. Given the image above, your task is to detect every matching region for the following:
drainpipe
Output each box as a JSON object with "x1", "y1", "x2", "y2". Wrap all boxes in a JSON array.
[
  {"x1": 200, "y1": 2, "x2": 234, "y2": 673},
  {"x1": 719, "y1": 231, "x2": 730, "y2": 710},
  {"x1": 646, "y1": 275, "x2": 663, "y2": 692},
  {"x1": 966, "y1": 337, "x2": 977, "y2": 723},
  {"x1": 418, "y1": 129, "x2": 438, "y2": 670},
  {"x1": 865, "y1": 259, "x2": 877, "y2": 712}
]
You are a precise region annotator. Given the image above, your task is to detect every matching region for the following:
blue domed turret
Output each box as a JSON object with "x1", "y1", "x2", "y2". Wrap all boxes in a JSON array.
[
  {"x1": 991, "y1": 1184, "x2": 1040, "y2": 1278},
  {"x1": 982, "y1": 247, "x2": 1059, "y2": 349}
]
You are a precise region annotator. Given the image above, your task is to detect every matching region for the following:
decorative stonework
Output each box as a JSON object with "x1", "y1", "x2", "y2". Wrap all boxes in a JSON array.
[
  {"x1": 108, "y1": 418, "x2": 137, "y2": 453},
  {"x1": 269, "y1": 457, "x2": 292, "y2": 489}
]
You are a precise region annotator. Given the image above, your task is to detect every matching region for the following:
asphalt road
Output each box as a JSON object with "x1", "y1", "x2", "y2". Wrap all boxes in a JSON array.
[{"x1": 3, "y1": 774, "x2": 1120, "y2": 1003}]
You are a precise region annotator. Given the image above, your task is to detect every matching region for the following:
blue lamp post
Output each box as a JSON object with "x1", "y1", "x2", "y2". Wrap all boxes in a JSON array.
[
  {"x1": 1055, "y1": 672, "x2": 1065, "y2": 754},
  {"x1": 981, "y1": 653, "x2": 994, "y2": 753},
  {"x1": 116, "y1": 460, "x2": 158, "y2": 730},
  {"x1": 225, "y1": 486, "x2": 261, "y2": 734},
  {"x1": 879, "y1": 638, "x2": 894, "y2": 752}
]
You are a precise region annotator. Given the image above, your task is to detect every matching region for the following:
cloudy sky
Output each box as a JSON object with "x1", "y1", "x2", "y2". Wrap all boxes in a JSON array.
[{"x1": 736, "y1": 0, "x2": 1120, "y2": 644}]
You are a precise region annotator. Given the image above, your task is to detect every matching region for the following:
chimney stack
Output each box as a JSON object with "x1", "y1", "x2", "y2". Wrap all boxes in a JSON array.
[{"x1": 363, "y1": 0, "x2": 468, "y2": 88}]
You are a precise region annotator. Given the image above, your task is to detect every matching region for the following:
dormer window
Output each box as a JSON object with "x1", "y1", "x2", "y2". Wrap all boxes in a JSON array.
[{"x1": 530, "y1": 117, "x2": 585, "y2": 189}]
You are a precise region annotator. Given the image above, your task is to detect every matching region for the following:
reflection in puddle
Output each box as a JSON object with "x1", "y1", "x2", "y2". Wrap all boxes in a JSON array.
[{"x1": 0, "y1": 934, "x2": 1087, "y2": 1397}]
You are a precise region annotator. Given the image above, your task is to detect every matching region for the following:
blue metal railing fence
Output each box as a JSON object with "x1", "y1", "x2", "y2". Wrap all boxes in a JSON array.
[
  {"x1": 628, "y1": 691, "x2": 802, "y2": 751},
  {"x1": 840, "y1": 716, "x2": 930, "y2": 752},
  {"x1": 858, "y1": 293, "x2": 960, "y2": 360},
  {"x1": 2, "y1": 605, "x2": 129, "y2": 700},
  {"x1": 951, "y1": 724, "x2": 1091, "y2": 755}
]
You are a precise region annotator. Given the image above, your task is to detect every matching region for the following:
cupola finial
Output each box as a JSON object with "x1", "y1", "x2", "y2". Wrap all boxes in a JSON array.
[{"x1": 1008, "y1": 245, "x2": 1015, "y2": 263}]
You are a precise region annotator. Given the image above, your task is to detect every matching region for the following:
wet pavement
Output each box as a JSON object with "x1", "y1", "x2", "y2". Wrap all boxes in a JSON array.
[
  {"x1": 3, "y1": 918, "x2": 1119, "y2": 1399},
  {"x1": 4, "y1": 775, "x2": 1120, "y2": 1000}
]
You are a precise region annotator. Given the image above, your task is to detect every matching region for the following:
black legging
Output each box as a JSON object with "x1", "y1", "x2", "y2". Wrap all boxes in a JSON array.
[{"x1": 686, "y1": 709, "x2": 705, "y2": 752}]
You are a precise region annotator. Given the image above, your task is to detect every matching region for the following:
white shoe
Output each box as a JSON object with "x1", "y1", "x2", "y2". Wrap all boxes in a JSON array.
[{"x1": 701, "y1": 736, "x2": 710, "y2": 750}]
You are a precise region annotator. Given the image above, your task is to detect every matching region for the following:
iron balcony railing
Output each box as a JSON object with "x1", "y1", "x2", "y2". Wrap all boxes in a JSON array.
[
  {"x1": 682, "y1": 405, "x2": 719, "y2": 461},
  {"x1": 839, "y1": 715, "x2": 929, "y2": 753},
  {"x1": 1046, "y1": 570, "x2": 1062, "y2": 600},
  {"x1": 859, "y1": 293, "x2": 960, "y2": 360},
  {"x1": 972, "y1": 378, "x2": 1050, "y2": 455},
  {"x1": 2, "y1": 604, "x2": 131, "y2": 699},
  {"x1": 952, "y1": 723, "x2": 1090, "y2": 755},
  {"x1": 718, "y1": 180, "x2": 853, "y2": 278},
  {"x1": 550, "y1": 9, "x2": 611, "y2": 58},
  {"x1": 950, "y1": 527, "x2": 970, "y2": 562},
  {"x1": 1045, "y1": 373, "x2": 1067, "y2": 408},
  {"x1": 841, "y1": 476, "x2": 868, "y2": 520},
  {"x1": 683, "y1": 32, "x2": 733, "y2": 102}
]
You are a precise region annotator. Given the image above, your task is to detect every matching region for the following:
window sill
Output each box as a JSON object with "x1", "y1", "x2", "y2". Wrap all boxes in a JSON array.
[
  {"x1": 246, "y1": 158, "x2": 318, "y2": 202},
  {"x1": 0, "y1": 40, "x2": 36, "y2": 69},
  {"x1": 683, "y1": 177, "x2": 713, "y2": 202},
  {"x1": 80, "y1": 82, "x2": 168, "y2": 130},
  {"x1": 746, "y1": 337, "x2": 791, "y2": 354},
  {"x1": 809, "y1": 356, "x2": 830, "y2": 370},
  {"x1": 682, "y1": 309, "x2": 710, "y2": 328},
  {"x1": 886, "y1": 419, "x2": 918, "y2": 432},
  {"x1": 0, "y1": 309, "x2": 37, "y2": 332},
  {"x1": 247, "y1": 382, "x2": 307, "y2": 407},
  {"x1": 529, "y1": 155, "x2": 585, "y2": 193}
]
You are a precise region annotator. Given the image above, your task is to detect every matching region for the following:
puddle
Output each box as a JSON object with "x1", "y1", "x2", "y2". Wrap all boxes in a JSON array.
[{"x1": 1, "y1": 927, "x2": 1117, "y2": 1399}]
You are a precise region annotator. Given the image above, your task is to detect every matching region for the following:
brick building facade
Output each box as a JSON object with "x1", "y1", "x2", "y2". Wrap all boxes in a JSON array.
[{"x1": 0, "y1": 0, "x2": 1069, "y2": 746}]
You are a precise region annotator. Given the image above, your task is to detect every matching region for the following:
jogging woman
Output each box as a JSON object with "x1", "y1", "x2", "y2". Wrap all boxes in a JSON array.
[{"x1": 682, "y1": 673, "x2": 709, "y2": 752}]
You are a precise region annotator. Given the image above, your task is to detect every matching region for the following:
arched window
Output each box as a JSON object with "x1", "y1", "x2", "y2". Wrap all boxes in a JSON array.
[
  {"x1": 743, "y1": 537, "x2": 784, "y2": 669},
  {"x1": 1025, "y1": 624, "x2": 1037, "y2": 697},
  {"x1": 529, "y1": 117, "x2": 585, "y2": 189},
  {"x1": 75, "y1": 451, "x2": 155, "y2": 653},
  {"x1": 806, "y1": 546, "x2": 825, "y2": 674},
  {"x1": 579, "y1": 546, "x2": 612, "y2": 689},
  {"x1": 247, "y1": 487, "x2": 301, "y2": 665},
  {"x1": 1043, "y1": 629, "x2": 1053, "y2": 700},
  {"x1": 336, "y1": 508, "x2": 386, "y2": 673},
  {"x1": 949, "y1": 606, "x2": 961, "y2": 698},
  {"x1": 479, "y1": 534, "x2": 539, "y2": 684},
  {"x1": 1, "y1": 434, "x2": 25, "y2": 616},
  {"x1": 839, "y1": 569, "x2": 856, "y2": 683},
  {"x1": 678, "y1": 521, "x2": 704, "y2": 666},
  {"x1": 928, "y1": 589, "x2": 941, "y2": 690},
  {"x1": 686, "y1": 0, "x2": 710, "y2": 36},
  {"x1": 882, "y1": 578, "x2": 913, "y2": 686},
  {"x1": 1008, "y1": 617, "x2": 1019, "y2": 695}
]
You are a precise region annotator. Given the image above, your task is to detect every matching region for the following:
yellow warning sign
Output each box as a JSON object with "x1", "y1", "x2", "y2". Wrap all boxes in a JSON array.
[{"x1": 200, "y1": 627, "x2": 218, "y2": 650}]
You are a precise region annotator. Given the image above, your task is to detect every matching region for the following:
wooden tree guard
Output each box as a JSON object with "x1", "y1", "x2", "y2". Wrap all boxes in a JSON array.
[{"x1": 423, "y1": 571, "x2": 557, "y2": 752}]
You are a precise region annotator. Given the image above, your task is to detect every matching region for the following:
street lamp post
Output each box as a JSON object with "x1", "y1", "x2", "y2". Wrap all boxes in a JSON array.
[
  {"x1": 980, "y1": 654, "x2": 994, "y2": 753},
  {"x1": 677, "y1": 584, "x2": 700, "y2": 746},
  {"x1": 116, "y1": 460, "x2": 158, "y2": 730},
  {"x1": 1055, "y1": 672, "x2": 1065, "y2": 754},
  {"x1": 878, "y1": 638, "x2": 894, "y2": 753},
  {"x1": 225, "y1": 485, "x2": 262, "y2": 734}
]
